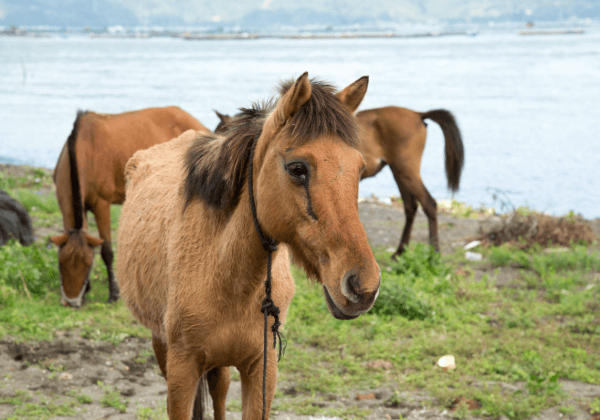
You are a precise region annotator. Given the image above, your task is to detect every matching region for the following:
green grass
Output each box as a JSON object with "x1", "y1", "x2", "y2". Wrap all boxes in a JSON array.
[
  {"x1": 0, "y1": 390, "x2": 32, "y2": 405},
  {"x1": 1, "y1": 168, "x2": 599, "y2": 419},
  {"x1": 5, "y1": 398, "x2": 78, "y2": 419},
  {"x1": 136, "y1": 403, "x2": 168, "y2": 420},
  {"x1": 275, "y1": 241, "x2": 600, "y2": 419}
]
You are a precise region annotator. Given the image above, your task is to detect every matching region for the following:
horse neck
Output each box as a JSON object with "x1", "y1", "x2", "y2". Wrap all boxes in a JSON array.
[
  {"x1": 212, "y1": 189, "x2": 271, "y2": 297},
  {"x1": 56, "y1": 154, "x2": 88, "y2": 232}
]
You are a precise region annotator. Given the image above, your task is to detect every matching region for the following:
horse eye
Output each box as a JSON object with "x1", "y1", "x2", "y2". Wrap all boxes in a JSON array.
[{"x1": 286, "y1": 162, "x2": 308, "y2": 183}]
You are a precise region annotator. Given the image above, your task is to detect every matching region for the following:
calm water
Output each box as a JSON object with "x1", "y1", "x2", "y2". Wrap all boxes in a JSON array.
[{"x1": 1, "y1": 32, "x2": 599, "y2": 217}]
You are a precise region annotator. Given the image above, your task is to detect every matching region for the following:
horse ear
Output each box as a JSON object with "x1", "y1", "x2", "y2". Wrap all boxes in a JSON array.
[
  {"x1": 336, "y1": 76, "x2": 369, "y2": 113},
  {"x1": 49, "y1": 233, "x2": 69, "y2": 246},
  {"x1": 84, "y1": 232, "x2": 104, "y2": 248},
  {"x1": 214, "y1": 110, "x2": 230, "y2": 123},
  {"x1": 273, "y1": 72, "x2": 312, "y2": 127}
]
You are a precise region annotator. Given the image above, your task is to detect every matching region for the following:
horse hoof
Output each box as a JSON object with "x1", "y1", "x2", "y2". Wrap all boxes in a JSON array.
[{"x1": 107, "y1": 295, "x2": 119, "y2": 304}]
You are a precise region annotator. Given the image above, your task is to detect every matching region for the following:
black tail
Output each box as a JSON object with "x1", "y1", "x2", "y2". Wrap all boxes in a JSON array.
[
  {"x1": 67, "y1": 111, "x2": 87, "y2": 230},
  {"x1": 192, "y1": 373, "x2": 209, "y2": 419},
  {"x1": 420, "y1": 109, "x2": 464, "y2": 192}
]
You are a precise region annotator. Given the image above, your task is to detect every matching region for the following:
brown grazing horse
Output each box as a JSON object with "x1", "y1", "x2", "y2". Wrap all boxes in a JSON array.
[
  {"x1": 117, "y1": 73, "x2": 381, "y2": 420},
  {"x1": 215, "y1": 105, "x2": 464, "y2": 259},
  {"x1": 50, "y1": 106, "x2": 208, "y2": 308}
]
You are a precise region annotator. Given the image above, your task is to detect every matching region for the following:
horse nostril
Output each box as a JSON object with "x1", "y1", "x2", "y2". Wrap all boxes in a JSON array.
[{"x1": 341, "y1": 271, "x2": 361, "y2": 303}]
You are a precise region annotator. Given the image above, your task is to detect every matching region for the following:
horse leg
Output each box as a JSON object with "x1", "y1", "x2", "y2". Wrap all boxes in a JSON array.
[
  {"x1": 152, "y1": 335, "x2": 170, "y2": 414},
  {"x1": 206, "y1": 367, "x2": 230, "y2": 420},
  {"x1": 417, "y1": 183, "x2": 440, "y2": 253},
  {"x1": 399, "y1": 175, "x2": 439, "y2": 253},
  {"x1": 152, "y1": 335, "x2": 168, "y2": 379},
  {"x1": 166, "y1": 346, "x2": 202, "y2": 420},
  {"x1": 92, "y1": 199, "x2": 119, "y2": 302},
  {"x1": 389, "y1": 166, "x2": 418, "y2": 260},
  {"x1": 239, "y1": 350, "x2": 277, "y2": 420}
]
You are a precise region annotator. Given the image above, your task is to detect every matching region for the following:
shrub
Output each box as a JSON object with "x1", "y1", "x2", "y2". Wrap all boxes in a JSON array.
[{"x1": 371, "y1": 243, "x2": 452, "y2": 319}]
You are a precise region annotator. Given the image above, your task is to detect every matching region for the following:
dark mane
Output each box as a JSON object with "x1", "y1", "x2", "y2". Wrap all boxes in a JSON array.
[
  {"x1": 184, "y1": 105, "x2": 269, "y2": 212},
  {"x1": 67, "y1": 110, "x2": 87, "y2": 230},
  {"x1": 184, "y1": 78, "x2": 360, "y2": 213}
]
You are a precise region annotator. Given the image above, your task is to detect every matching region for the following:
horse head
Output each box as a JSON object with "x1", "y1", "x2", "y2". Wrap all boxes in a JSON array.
[
  {"x1": 254, "y1": 73, "x2": 379, "y2": 319},
  {"x1": 49, "y1": 230, "x2": 103, "y2": 307}
]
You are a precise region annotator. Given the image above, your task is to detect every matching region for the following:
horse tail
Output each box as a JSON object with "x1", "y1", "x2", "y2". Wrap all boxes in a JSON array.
[
  {"x1": 420, "y1": 109, "x2": 464, "y2": 192},
  {"x1": 192, "y1": 373, "x2": 210, "y2": 419},
  {"x1": 67, "y1": 110, "x2": 87, "y2": 230}
]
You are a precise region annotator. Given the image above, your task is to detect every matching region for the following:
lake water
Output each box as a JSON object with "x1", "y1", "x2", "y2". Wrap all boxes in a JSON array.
[{"x1": 1, "y1": 31, "x2": 599, "y2": 218}]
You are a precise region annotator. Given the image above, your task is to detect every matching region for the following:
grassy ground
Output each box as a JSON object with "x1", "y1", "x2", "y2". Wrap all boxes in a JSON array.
[{"x1": 1, "y1": 166, "x2": 600, "y2": 419}]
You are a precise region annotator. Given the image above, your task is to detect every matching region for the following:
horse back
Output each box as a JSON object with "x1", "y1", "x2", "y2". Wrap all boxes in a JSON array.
[
  {"x1": 78, "y1": 107, "x2": 206, "y2": 205},
  {"x1": 356, "y1": 106, "x2": 427, "y2": 174}
]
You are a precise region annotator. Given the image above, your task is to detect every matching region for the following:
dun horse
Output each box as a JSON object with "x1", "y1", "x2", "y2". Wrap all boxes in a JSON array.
[
  {"x1": 117, "y1": 73, "x2": 381, "y2": 419},
  {"x1": 216, "y1": 105, "x2": 464, "y2": 260},
  {"x1": 50, "y1": 106, "x2": 208, "y2": 307}
]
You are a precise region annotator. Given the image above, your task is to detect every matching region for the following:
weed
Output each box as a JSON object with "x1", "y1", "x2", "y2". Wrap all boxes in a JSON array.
[
  {"x1": 66, "y1": 389, "x2": 93, "y2": 404},
  {"x1": 0, "y1": 389, "x2": 31, "y2": 405},
  {"x1": 452, "y1": 399, "x2": 471, "y2": 419},
  {"x1": 98, "y1": 381, "x2": 128, "y2": 413},
  {"x1": 558, "y1": 404, "x2": 574, "y2": 415},
  {"x1": 6, "y1": 398, "x2": 77, "y2": 419},
  {"x1": 136, "y1": 403, "x2": 168, "y2": 420},
  {"x1": 226, "y1": 399, "x2": 242, "y2": 412},
  {"x1": 324, "y1": 406, "x2": 372, "y2": 419},
  {"x1": 590, "y1": 397, "x2": 600, "y2": 414}
]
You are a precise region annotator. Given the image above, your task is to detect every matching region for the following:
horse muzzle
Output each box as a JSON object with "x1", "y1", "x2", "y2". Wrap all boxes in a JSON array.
[{"x1": 322, "y1": 271, "x2": 380, "y2": 320}]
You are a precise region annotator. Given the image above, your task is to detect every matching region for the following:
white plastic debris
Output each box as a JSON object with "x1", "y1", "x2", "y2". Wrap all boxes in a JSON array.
[
  {"x1": 465, "y1": 251, "x2": 483, "y2": 261},
  {"x1": 437, "y1": 355, "x2": 456, "y2": 371},
  {"x1": 463, "y1": 240, "x2": 481, "y2": 250}
]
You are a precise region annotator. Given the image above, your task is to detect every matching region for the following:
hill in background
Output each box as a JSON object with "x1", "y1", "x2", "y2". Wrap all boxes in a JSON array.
[{"x1": 1, "y1": 0, "x2": 599, "y2": 30}]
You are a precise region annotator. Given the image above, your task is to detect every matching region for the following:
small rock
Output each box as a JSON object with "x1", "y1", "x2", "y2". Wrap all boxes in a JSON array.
[
  {"x1": 58, "y1": 372, "x2": 73, "y2": 380},
  {"x1": 120, "y1": 387, "x2": 135, "y2": 397},
  {"x1": 356, "y1": 392, "x2": 376, "y2": 401}
]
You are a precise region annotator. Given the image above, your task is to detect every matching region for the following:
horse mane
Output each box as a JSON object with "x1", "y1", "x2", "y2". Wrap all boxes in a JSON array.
[
  {"x1": 67, "y1": 110, "x2": 87, "y2": 230},
  {"x1": 184, "y1": 78, "x2": 360, "y2": 213},
  {"x1": 277, "y1": 79, "x2": 359, "y2": 148},
  {"x1": 184, "y1": 105, "x2": 268, "y2": 212}
]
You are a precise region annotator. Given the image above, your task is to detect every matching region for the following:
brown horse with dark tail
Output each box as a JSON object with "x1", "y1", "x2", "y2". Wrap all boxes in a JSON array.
[
  {"x1": 355, "y1": 106, "x2": 464, "y2": 259},
  {"x1": 50, "y1": 106, "x2": 208, "y2": 307},
  {"x1": 117, "y1": 73, "x2": 381, "y2": 419},
  {"x1": 216, "y1": 105, "x2": 464, "y2": 259}
]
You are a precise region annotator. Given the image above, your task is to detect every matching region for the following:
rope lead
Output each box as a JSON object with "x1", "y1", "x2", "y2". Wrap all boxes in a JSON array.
[{"x1": 247, "y1": 134, "x2": 286, "y2": 420}]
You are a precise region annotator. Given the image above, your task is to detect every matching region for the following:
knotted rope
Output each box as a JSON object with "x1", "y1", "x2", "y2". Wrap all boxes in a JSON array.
[{"x1": 247, "y1": 135, "x2": 286, "y2": 420}]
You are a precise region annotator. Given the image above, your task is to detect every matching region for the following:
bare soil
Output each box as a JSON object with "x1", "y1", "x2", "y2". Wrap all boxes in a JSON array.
[{"x1": 1, "y1": 190, "x2": 600, "y2": 419}]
